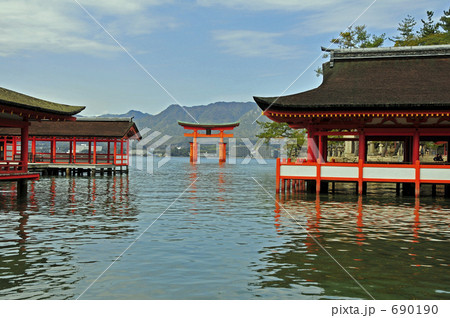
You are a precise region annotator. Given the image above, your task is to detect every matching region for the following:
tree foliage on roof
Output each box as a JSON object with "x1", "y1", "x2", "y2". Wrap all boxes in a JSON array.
[
  {"x1": 391, "y1": 8, "x2": 450, "y2": 46},
  {"x1": 261, "y1": 8, "x2": 450, "y2": 148},
  {"x1": 330, "y1": 25, "x2": 386, "y2": 49},
  {"x1": 315, "y1": 24, "x2": 385, "y2": 76},
  {"x1": 315, "y1": 8, "x2": 450, "y2": 77}
]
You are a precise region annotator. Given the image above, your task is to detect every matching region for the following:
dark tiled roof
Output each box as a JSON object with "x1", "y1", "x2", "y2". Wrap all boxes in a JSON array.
[
  {"x1": 178, "y1": 121, "x2": 240, "y2": 129},
  {"x1": 0, "y1": 87, "x2": 85, "y2": 116},
  {"x1": 254, "y1": 45, "x2": 450, "y2": 112},
  {"x1": 0, "y1": 118, "x2": 139, "y2": 139}
]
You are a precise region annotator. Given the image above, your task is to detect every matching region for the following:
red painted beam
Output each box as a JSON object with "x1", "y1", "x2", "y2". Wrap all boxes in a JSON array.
[{"x1": 0, "y1": 173, "x2": 40, "y2": 181}]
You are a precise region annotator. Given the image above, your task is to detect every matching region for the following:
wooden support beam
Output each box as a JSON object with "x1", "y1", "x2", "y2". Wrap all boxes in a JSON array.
[{"x1": 20, "y1": 122, "x2": 29, "y2": 171}]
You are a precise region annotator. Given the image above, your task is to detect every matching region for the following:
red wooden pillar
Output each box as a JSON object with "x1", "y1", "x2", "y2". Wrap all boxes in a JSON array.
[
  {"x1": 413, "y1": 130, "x2": 421, "y2": 197},
  {"x1": 113, "y1": 141, "x2": 117, "y2": 165},
  {"x1": 51, "y1": 136, "x2": 56, "y2": 163},
  {"x1": 190, "y1": 130, "x2": 198, "y2": 163},
  {"x1": 92, "y1": 138, "x2": 96, "y2": 164},
  {"x1": 276, "y1": 158, "x2": 281, "y2": 192},
  {"x1": 219, "y1": 143, "x2": 226, "y2": 163},
  {"x1": 189, "y1": 142, "x2": 194, "y2": 162},
  {"x1": 358, "y1": 130, "x2": 366, "y2": 162},
  {"x1": 73, "y1": 138, "x2": 77, "y2": 164},
  {"x1": 12, "y1": 137, "x2": 16, "y2": 161},
  {"x1": 358, "y1": 130, "x2": 366, "y2": 195},
  {"x1": 31, "y1": 136, "x2": 36, "y2": 163},
  {"x1": 20, "y1": 122, "x2": 29, "y2": 171},
  {"x1": 219, "y1": 130, "x2": 226, "y2": 163},
  {"x1": 415, "y1": 159, "x2": 421, "y2": 197}
]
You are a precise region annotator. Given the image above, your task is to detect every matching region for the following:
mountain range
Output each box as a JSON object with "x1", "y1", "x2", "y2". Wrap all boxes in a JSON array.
[{"x1": 98, "y1": 101, "x2": 268, "y2": 145}]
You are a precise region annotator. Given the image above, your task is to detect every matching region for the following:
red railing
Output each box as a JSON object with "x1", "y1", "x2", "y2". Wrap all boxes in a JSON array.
[
  {"x1": 276, "y1": 158, "x2": 450, "y2": 196},
  {"x1": 0, "y1": 161, "x2": 25, "y2": 173},
  {"x1": 3, "y1": 136, "x2": 130, "y2": 167},
  {"x1": 30, "y1": 153, "x2": 118, "y2": 164}
]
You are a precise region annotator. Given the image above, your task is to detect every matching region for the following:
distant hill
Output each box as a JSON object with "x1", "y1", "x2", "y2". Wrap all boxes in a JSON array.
[{"x1": 99, "y1": 101, "x2": 268, "y2": 145}]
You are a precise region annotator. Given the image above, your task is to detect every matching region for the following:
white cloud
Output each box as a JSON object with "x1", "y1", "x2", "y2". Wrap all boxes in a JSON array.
[
  {"x1": 0, "y1": 0, "x2": 175, "y2": 56},
  {"x1": 197, "y1": 0, "x2": 338, "y2": 11},
  {"x1": 290, "y1": 0, "x2": 447, "y2": 36},
  {"x1": 79, "y1": 0, "x2": 172, "y2": 15},
  {"x1": 212, "y1": 30, "x2": 298, "y2": 59},
  {"x1": 199, "y1": 0, "x2": 448, "y2": 36}
]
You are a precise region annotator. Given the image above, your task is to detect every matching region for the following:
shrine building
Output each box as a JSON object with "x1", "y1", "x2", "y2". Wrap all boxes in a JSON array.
[
  {"x1": 0, "y1": 87, "x2": 84, "y2": 194},
  {"x1": 0, "y1": 117, "x2": 140, "y2": 176},
  {"x1": 254, "y1": 45, "x2": 450, "y2": 197}
]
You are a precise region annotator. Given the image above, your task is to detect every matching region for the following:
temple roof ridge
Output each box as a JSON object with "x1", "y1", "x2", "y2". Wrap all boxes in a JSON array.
[{"x1": 321, "y1": 44, "x2": 450, "y2": 61}]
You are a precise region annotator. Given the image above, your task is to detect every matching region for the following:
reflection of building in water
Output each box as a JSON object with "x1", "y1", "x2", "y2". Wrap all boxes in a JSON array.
[
  {"x1": 0, "y1": 196, "x2": 80, "y2": 299},
  {"x1": 0, "y1": 174, "x2": 139, "y2": 298},
  {"x1": 251, "y1": 195, "x2": 449, "y2": 299}
]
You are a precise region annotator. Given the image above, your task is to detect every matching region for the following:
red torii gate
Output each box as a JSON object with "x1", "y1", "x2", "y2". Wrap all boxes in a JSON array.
[{"x1": 178, "y1": 121, "x2": 239, "y2": 163}]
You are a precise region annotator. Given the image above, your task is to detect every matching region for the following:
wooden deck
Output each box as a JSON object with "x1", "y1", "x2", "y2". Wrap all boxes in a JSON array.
[{"x1": 29, "y1": 163, "x2": 128, "y2": 176}]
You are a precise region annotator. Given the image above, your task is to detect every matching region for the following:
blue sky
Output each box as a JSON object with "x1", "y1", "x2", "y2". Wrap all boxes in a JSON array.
[{"x1": 0, "y1": 0, "x2": 447, "y2": 116}]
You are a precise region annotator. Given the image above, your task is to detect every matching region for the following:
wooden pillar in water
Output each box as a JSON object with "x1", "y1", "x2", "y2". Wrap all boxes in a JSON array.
[
  {"x1": 276, "y1": 158, "x2": 281, "y2": 193},
  {"x1": 190, "y1": 130, "x2": 198, "y2": 163},
  {"x1": 219, "y1": 143, "x2": 226, "y2": 163},
  {"x1": 17, "y1": 180, "x2": 27, "y2": 201}
]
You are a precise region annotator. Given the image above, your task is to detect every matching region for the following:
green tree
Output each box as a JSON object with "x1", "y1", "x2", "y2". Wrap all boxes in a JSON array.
[
  {"x1": 256, "y1": 121, "x2": 305, "y2": 158},
  {"x1": 316, "y1": 25, "x2": 385, "y2": 76},
  {"x1": 330, "y1": 25, "x2": 386, "y2": 48},
  {"x1": 390, "y1": 15, "x2": 417, "y2": 46},
  {"x1": 391, "y1": 9, "x2": 450, "y2": 46},
  {"x1": 419, "y1": 11, "x2": 439, "y2": 37},
  {"x1": 439, "y1": 7, "x2": 450, "y2": 32}
]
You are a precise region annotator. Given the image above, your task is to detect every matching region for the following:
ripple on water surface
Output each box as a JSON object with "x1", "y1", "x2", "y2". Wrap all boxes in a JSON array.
[{"x1": 0, "y1": 158, "x2": 449, "y2": 299}]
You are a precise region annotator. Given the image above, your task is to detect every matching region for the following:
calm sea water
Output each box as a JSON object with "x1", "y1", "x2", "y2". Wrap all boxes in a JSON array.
[{"x1": 0, "y1": 157, "x2": 449, "y2": 300}]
